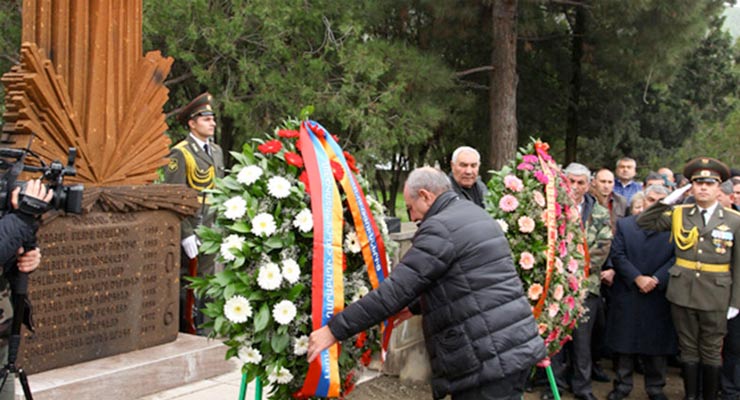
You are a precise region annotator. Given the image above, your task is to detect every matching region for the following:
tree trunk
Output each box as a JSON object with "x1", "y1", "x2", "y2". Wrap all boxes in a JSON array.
[
  {"x1": 565, "y1": 5, "x2": 585, "y2": 164},
  {"x1": 489, "y1": 0, "x2": 518, "y2": 171}
]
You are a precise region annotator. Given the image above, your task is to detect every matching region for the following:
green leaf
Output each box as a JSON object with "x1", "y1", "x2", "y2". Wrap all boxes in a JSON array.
[
  {"x1": 214, "y1": 316, "x2": 225, "y2": 333},
  {"x1": 271, "y1": 332, "x2": 290, "y2": 353},
  {"x1": 263, "y1": 236, "x2": 283, "y2": 250},
  {"x1": 230, "y1": 221, "x2": 250, "y2": 233},
  {"x1": 288, "y1": 283, "x2": 305, "y2": 301},
  {"x1": 300, "y1": 105, "x2": 315, "y2": 120},
  {"x1": 254, "y1": 303, "x2": 270, "y2": 333},
  {"x1": 224, "y1": 284, "x2": 236, "y2": 299}
]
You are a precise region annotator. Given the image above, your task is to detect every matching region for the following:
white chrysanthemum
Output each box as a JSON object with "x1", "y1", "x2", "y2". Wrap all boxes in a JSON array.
[
  {"x1": 223, "y1": 295, "x2": 252, "y2": 323},
  {"x1": 496, "y1": 219, "x2": 509, "y2": 233},
  {"x1": 293, "y1": 335, "x2": 309, "y2": 356},
  {"x1": 219, "y1": 234, "x2": 245, "y2": 261},
  {"x1": 293, "y1": 209, "x2": 313, "y2": 233},
  {"x1": 344, "y1": 230, "x2": 361, "y2": 254},
  {"x1": 237, "y1": 165, "x2": 263, "y2": 185},
  {"x1": 267, "y1": 176, "x2": 292, "y2": 199},
  {"x1": 273, "y1": 299, "x2": 297, "y2": 325},
  {"x1": 268, "y1": 366, "x2": 294, "y2": 384},
  {"x1": 257, "y1": 262, "x2": 282, "y2": 290},
  {"x1": 352, "y1": 285, "x2": 370, "y2": 303},
  {"x1": 223, "y1": 196, "x2": 247, "y2": 220},
  {"x1": 281, "y1": 259, "x2": 301, "y2": 284},
  {"x1": 251, "y1": 213, "x2": 276, "y2": 236},
  {"x1": 238, "y1": 346, "x2": 262, "y2": 364}
]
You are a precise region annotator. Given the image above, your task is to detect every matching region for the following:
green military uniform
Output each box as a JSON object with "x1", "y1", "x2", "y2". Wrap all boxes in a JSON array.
[
  {"x1": 163, "y1": 93, "x2": 225, "y2": 332},
  {"x1": 637, "y1": 157, "x2": 739, "y2": 400}
]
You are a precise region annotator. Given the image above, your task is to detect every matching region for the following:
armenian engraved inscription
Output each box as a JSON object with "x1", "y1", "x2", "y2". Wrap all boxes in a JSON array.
[{"x1": 20, "y1": 210, "x2": 180, "y2": 373}]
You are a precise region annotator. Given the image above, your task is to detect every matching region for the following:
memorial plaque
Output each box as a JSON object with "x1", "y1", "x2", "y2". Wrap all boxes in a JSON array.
[{"x1": 20, "y1": 210, "x2": 181, "y2": 374}]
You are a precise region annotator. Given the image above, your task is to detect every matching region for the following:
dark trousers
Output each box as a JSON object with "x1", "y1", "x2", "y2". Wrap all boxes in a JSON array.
[
  {"x1": 453, "y1": 369, "x2": 529, "y2": 400},
  {"x1": 671, "y1": 304, "x2": 726, "y2": 366},
  {"x1": 612, "y1": 353, "x2": 667, "y2": 397},
  {"x1": 549, "y1": 294, "x2": 601, "y2": 397},
  {"x1": 179, "y1": 249, "x2": 215, "y2": 334},
  {"x1": 722, "y1": 315, "x2": 740, "y2": 398}
]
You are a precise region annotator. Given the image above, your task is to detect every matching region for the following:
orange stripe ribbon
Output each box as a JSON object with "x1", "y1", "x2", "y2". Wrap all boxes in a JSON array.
[{"x1": 533, "y1": 141, "x2": 557, "y2": 319}]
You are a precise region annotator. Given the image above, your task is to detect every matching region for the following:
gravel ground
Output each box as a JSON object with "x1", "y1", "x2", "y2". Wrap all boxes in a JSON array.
[{"x1": 348, "y1": 362, "x2": 684, "y2": 400}]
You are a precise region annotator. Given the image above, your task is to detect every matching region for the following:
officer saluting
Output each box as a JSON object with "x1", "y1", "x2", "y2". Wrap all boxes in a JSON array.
[
  {"x1": 638, "y1": 157, "x2": 740, "y2": 400},
  {"x1": 164, "y1": 92, "x2": 225, "y2": 332}
]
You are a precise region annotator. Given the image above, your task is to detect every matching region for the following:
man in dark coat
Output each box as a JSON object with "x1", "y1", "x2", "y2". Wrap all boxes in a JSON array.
[
  {"x1": 448, "y1": 146, "x2": 487, "y2": 208},
  {"x1": 307, "y1": 167, "x2": 546, "y2": 400},
  {"x1": 606, "y1": 184, "x2": 677, "y2": 400}
]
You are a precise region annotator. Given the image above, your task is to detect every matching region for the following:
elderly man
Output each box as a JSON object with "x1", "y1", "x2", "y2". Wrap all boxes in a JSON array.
[
  {"x1": 448, "y1": 146, "x2": 487, "y2": 208},
  {"x1": 718, "y1": 180, "x2": 736, "y2": 210},
  {"x1": 606, "y1": 185, "x2": 676, "y2": 400},
  {"x1": 614, "y1": 157, "x2": 643, "y2": 203},
  {"x1": 308, "y1": 167, "x2": 545, "y2": 400},
  {"x1": 638, "y1": 157, "x2": 740, "y2": 400},
  {"x1": 544, "y1": 163, "x2": 613, "y2": 400}
]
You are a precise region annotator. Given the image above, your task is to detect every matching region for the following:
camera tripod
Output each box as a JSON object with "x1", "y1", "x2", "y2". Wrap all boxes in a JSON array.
[{"x1": 0, "y1": 269, "x2": 34, "y2": 399}]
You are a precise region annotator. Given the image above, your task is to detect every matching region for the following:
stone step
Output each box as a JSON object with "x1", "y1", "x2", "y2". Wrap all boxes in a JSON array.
[{"x1": 15, "y1": 333, "x2": 238, "y2": 400}]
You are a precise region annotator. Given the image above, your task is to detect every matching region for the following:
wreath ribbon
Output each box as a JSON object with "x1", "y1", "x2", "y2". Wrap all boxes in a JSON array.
[{"x1": 298, "y1": 121, "x2": 392, "y2": 397}]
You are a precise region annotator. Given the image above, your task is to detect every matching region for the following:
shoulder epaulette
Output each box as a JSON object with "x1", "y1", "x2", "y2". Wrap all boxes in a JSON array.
[
  {"x1": 724, "y1": 207, "x2": 740, "y2": 217},
  {"x1": 674, "y1": 204, "x2": 693, "y2": 208}
]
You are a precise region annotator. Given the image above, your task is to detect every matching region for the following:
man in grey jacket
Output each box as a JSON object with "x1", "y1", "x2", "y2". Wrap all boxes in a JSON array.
[{"x1": 307, "y1": 167, "x2": 545, "y2": 399}]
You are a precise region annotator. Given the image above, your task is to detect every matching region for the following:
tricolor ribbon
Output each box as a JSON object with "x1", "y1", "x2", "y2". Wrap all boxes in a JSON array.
[{"x1": 298, "y1": 121, "x2": 392, "y2": 397}]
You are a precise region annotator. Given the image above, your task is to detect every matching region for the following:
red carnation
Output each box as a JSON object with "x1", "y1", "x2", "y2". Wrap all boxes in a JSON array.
[
  {"x1": 278, "y1": 129, "x2": 299, "y2": 139},
  {"x1": 332, "y1": 134, "x2": 339, "y2": 143},
  {"x1": 330, "y1": 160, "x2": 344, "y2": 181},
  {"x1": 257, "y1": 139, "x2": 282, "y2": 154},
  {"x1": 355, "y1": 331, "x2": 367, "y2": 348},
  {"x1": 360, "y1": 349, "x2": 373, "y2": 366},
  {"x1": 343, "y1": 151, "x2": 359, "y2": 173},
  {"x1": 284, "y1": 151, "x2": 304, "y2": 168},
  {"x1": 295, "y1": 138, "x2": 303, "y2": 152}
]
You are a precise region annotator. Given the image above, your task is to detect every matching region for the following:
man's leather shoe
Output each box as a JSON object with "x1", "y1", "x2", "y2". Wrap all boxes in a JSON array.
[
  {"x1": 541, "y1": 390, "x2": 563, "y2": 400},
  {"x1": 592, "y1": 363, "x2": 610, "y2": 382},
  {"x1": 648, "y1": 394, "x2": 668, "y2": 400},
  {"x1": 607, "y1": 390, "x2": 628, "y2": 400},
  {"x1": 575, "y1": 394, "x2": 599, "y2": 400}
]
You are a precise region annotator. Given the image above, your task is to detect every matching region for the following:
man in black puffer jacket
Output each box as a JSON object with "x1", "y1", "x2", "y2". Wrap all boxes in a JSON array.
[{"x1": 308, "y1": 167, "x2": 546, "y2": 399}]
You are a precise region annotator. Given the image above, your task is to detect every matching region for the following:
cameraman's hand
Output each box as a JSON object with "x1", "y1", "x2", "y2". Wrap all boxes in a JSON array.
[
  {"x1": 17, "y1": 247, "x2": 41, "y2": 273},
  {"x1": 11, "y1": 179, "x2": 53, "y2": 209}
]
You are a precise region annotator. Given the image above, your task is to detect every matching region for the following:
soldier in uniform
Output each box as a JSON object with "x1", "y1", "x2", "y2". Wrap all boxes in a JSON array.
[
  {"x1": 637, "y1": 157, "x2": 740, "y2": 400},
  {"x1": 163, "y1": 92, "x2": 225, "y2": 333}
]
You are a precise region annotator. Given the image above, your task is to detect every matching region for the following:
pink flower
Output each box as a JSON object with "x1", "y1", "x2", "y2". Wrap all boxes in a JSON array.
[
  {"x1": 555, "y1": 202, "x2": 562, "y2": 218},
  {"x1": 499, "y1": 195, "x2": 519, "y2": 212},
  {"x1": 533, "y1": 191, "x2": 546, "y2": 207},
  {"x1": 558, "y1": 223, "x2": 566, "y2": 236},
  {"x1": 520, "y1": 252, "x2": 535, "y2": 270},
  {"x1": 559, "y1": 334, "x2": 572, "y2": 347},
  {"x1": 566, "y1": 232, "x2": 574, "y2": 244},
  {"x1": 553, "y1": 284, "x2": 564, "y2": 301},
  {"x1": 545, "y1": 327, "x2": 560, "y2": 344},
  {"x1": 548, "y1": 302, "x2": 560, "y2": 318},
  {"x1": 528, "y1": 283, "x2": 543, "y2": 300},
  {"x1": 577, "y1": 243, "x2": 586, "y2": 255},
  {"x1": 568, "y1": 274, "x2": 579, "y2": 292},
  {"x1": 518, "y1": 216, "x2": 535, "y2": 233},
  {"x1": 522, "y1": 154, "x2": 539, "y2": 164},
  {"x1": 561, "y1": 311, "x2": 570, "y2": 326},
  {"x1": 565, "y1": 295, "x2": 576, "y2": 310},
  {"x1": 558, "y1": 240, "x2": 568, "y2": 258},
  {"x1": 567, "y1": 258, "x2": 579, "y2": 274},
  {"x1": 517, "y1": 162, "x2": 534, "y2": 171},
  {"x1": 504, "y1": 175, "x2": 524, "y2": 192},
  {"x1": 538, "y1": 323, "x2": 548, "y2": 335},
  {"x1": 554, "y1": 257, "x2": 564, "y2": 273},
  {"x1": 534, "y1": 170, "x2": 549, "y2": 185}
]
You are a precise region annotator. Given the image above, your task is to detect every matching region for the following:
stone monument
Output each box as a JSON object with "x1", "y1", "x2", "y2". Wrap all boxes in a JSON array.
[{"x1": 0, "y1": 3, "x2": 232, "y2": 396}]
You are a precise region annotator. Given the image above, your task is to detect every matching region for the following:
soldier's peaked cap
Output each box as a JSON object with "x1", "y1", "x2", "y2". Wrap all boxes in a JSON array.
[
  {"x1": 178, "y1": 92, "x2": 215, "y2": 126},
  {"x1": 683, "y1": 157, "x2": 730, "y2": 183}
]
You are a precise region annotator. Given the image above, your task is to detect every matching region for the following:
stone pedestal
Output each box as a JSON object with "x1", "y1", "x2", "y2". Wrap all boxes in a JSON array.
[
  {"x1": 23, "y1": 209, "x2": 181, "y2": 373},
  {"x1": 18, "y1": 333, "x2": 238, "y2": 400}
]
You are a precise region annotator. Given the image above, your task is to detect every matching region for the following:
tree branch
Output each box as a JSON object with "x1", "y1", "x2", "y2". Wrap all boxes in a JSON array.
[
  {"x1": 455, "y1": 65, "x2": 495, "y2": 77},
  {"x1": 164, "y1": 71, "x2": 193, "y2": 86}
]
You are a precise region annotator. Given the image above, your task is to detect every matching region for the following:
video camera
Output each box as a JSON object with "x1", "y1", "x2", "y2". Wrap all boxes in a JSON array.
[{"x1": 0, "y1": 145, "x2": 83, "y2": 216}]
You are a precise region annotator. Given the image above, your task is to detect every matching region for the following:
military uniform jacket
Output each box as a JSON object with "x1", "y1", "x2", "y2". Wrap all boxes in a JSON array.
[
  {"x1": 163, "y1": 135, "x2": 225, "y2": 238},
  {"x1": 637, "y1": 202, "x2": 740, "y2": 311}
]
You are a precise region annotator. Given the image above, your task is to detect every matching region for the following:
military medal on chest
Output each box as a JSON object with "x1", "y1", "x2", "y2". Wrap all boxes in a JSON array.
[{"x1": 712, "y1": 225, "x2": 734, "y2": 254}]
